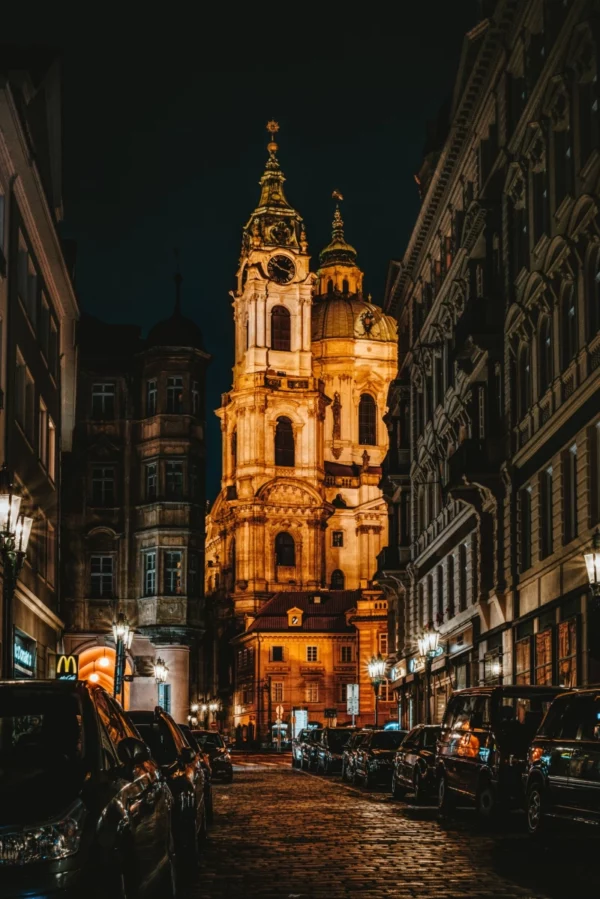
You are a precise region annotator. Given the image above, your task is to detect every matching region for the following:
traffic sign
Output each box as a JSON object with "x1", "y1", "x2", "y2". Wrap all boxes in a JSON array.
[
  {"x1": 347, "y1": 684, "x2": 359, "y2": 716},
  {"x1": 275, "y1": 704, "x2": 284, "y2": 719}
]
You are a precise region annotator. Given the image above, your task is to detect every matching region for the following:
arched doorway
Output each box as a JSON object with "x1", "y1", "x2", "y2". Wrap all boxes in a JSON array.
[{"x1": 78, "y1": 645, "x2": 133, "y2": 708}]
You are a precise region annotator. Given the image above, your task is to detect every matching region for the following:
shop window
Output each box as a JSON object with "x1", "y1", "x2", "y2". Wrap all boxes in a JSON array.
[
  {"x1": 274, "y1": 417, "x2": 295, "y2": 467},
  {"x1": 275, "y1": 532, "x2": 295, "y2": 567},
  {"x1": 271, "y1": 306, "x2": 291, "y2": 351},
  {"x1": 358, "y1": 394, "x2": 377, "y2": 446},
  {"x1": 558, "y1": 618, "x2": 577, "y2": 688},
  {"x1": 535, "y1": 628, "x2": 553, "y2": 685},
  {"x1": 158, "y1": 683, "x2": 171, "y2": 714},
  {"x1": 515, "y1": 636, "x2": 532, "y2": 685},
  {"x1": 484, "y1": 650, "x2": 502, "y2": 685}
]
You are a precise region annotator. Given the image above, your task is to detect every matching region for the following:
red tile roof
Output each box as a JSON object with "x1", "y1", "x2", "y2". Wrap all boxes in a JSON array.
[{"x1": 246, "y1": 590, "x2": 359, "y2": 634}]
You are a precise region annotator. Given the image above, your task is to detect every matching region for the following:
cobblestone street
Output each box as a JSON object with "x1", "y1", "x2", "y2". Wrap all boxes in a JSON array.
[{"x1": 183, "y1": 754, "x2": 599, "y2": 898}]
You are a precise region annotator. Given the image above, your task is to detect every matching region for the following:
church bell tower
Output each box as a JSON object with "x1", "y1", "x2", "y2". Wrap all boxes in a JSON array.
[{"x1": 213, "y1": 123, "x2": 333, "y2": 616}]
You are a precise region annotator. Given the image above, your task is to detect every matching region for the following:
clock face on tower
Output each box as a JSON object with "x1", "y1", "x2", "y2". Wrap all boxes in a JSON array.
[{"x1": 268, "y1": 254, "x2": 295, "y2": 284}]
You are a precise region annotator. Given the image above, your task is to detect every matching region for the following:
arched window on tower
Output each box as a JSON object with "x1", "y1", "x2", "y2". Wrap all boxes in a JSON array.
[
  {"x1": 271, "y1": 306, "x2": 291, "y2": 351},
  {"x1": 275, "y1": 417, "x2": 295, "y2": 467},
  {"x1": 358, "y1": 394, "x2": 377, "y2": 445},
  {"x1": 342, "y1": 278, "x2": 349, "y2": 294},
  {"x1": 327, "y1": 279, "x2": 334, "y2": 296},
  {"x1": 331, "y1": 569, "x2": 345, "y2": 590},
  {"x1": 231, "y1": 429, "x2": 237, "y2": 471},
  {"x1": 275, "y1": 532, "x2": 295, "y2": 567}
]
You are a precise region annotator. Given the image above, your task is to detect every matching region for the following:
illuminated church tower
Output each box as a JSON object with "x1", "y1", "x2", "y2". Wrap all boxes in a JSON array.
[{"x1": 206, "y1": 124, "x2": 397, "y2": 620}]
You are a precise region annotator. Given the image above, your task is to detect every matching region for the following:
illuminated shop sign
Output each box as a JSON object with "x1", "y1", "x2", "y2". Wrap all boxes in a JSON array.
[
  {"x1": 13, "y1": 629, "x2": 37, "y2": 678},
  {"x1": 56, "y1": 654, "x2": 79, "y2": 681}
]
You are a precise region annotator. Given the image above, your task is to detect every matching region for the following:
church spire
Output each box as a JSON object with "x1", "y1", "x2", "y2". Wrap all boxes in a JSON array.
[
  {"x1": 241, "y1": 122, "x2": 304, "y2": 256},
  {"x1": 316, "y1": 191, "x2": 363, "y2": 297}
]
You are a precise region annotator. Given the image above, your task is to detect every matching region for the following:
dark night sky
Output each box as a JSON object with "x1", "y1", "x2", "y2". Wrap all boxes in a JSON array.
[{"x1": 6, "y1": 3, "x2": 478, "y2": 499}]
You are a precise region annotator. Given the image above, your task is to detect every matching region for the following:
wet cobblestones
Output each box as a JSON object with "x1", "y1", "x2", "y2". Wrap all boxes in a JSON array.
[{"x1": 185, "y1": 754, "x2": 598, "y2": 899}]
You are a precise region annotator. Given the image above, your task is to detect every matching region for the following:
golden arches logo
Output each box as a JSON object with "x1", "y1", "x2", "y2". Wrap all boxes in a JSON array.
[{"x1": 56, "y1": 654, "x2": 79, "y2": 679}]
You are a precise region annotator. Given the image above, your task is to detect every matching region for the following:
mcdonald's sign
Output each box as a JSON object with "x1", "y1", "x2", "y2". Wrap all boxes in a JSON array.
[{"x1": 56, "y1": 654, "x2": 79, "y2": 681}]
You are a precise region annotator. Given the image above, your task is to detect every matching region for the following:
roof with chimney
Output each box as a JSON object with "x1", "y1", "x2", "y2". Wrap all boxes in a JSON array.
[{"x1": 245, "y1": 590, "x2": 359, "y2": 634}]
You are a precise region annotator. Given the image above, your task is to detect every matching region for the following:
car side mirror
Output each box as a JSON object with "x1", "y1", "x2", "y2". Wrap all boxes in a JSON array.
[
  {"x1": 118, "y1": 737, "x2": 150, "y2": 769},
  {"x1": 181, "y1": 746, "x2": 197, "y2": 765}
]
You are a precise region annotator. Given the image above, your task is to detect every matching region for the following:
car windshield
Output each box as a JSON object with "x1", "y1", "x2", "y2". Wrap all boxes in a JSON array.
[
  {"x1": 196, "y1": 733, "x2": 224, "y2": 749},
  {"x1": 135, "y1": 721, "x2": 178, "y2": 765},
  {"x1": 328, "y1": 730, "x2": 352, "y2": 751},
  {"x1": 0, "y1": 687, "x2": 85, "y2": 824},
  {"x1": 371, "y1": 731, "x2": 405, "y2": 750}
]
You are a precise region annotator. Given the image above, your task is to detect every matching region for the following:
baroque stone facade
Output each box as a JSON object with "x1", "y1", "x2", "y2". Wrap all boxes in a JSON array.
[
  {"x1": 62, "y1": 291, "x2": 209, "y2": 725},
  {"x1": 205, "y1": 128, "x2": 397, "y2": 734},
  {"x1": 383, "y1": 0, "x2": 600, "y2": 727}
]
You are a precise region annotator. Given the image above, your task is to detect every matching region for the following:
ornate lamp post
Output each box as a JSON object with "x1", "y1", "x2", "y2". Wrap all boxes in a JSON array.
[
  {"x1": 585, "y1": 528, "x2": 600, "y2": 597},
  {"x1": 367, "y1": 654, "x2": 387, "y2": 727},
  {"x1": 417, "y1": 626, "x2": 440, "y2": 725},
  {"x1": 0, "y1": 465, "x2": 34, "y2": 680},
  {"x1": 112, "y1": 612, "x2": 133, "y2": 703},
  {"x1": 189, "y1": 702, "x2": 199, "y2": 728}
]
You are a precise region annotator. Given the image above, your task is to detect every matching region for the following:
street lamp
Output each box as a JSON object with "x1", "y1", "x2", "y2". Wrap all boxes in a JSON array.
[
  {"x1": 585, "y1": 528, "x2": 600, "y2": 597},
  {"x1": 154, "y1": 657, "x2": 169, "y2": 684},
  {"x1": 417, "y1": 626, "x2": 440, "y2": 725},
  {"x1": 0, "y1": 465, "x2": 34, "y2": 679},
  {"x1": 367, "y1": 654, "x2": 387, "y2": 727},
  {"x1": 112, "y1": 612, "x2": 133, "y2": 703}
]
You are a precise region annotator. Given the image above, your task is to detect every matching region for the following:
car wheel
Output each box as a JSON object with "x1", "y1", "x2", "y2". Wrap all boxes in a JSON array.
[
  {"x1": 392, "y1": 771, "x2": 406, "y2": 799},
  {"x1": 476, "y1": 781, "x2": 497, "y2": 821},
  {"x1": 526, "y1": 782, "x2": 546, "y2": 837},
  {"x1": 414, "y1": 768, "x2": 426, "y2": 804},
  {"x1": 438, "y1": 772, "x2": 456, "y2": 818}
]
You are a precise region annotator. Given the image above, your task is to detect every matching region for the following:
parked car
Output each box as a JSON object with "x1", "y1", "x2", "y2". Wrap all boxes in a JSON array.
[
  {"x1": 192, "y1": 730, "x2": 233, "y2": 782},
  {"x1": 391, "y1": 724, "x2": 440, "y2": 801},
  {"x1": 299, "y1": 728, "x2": 323, "y2": 770},
  {"x1": 341, "y1": 730, "x2": 371, "y2": 782},
  {"x1": 354, "y1": 729, "x2": 407, "y2": 787},
  {"x1": 130, "y1": 707, "x2": 206, "y2": 873},
  {"x1": 524, "y1": 688, "x2": 600, "y2": 835},
  {"x1": 0, "y1": 680, "x2": 176, "y2": 899},
  {"x1": 179, "y1": 723, "x2": 214, "y2": 823},
  {"x1": 292, "y1": 728, "x2": 311, "y2": 768},
  {"x1": 316, "y1": 727, "x2": 357, "y2": 774},
  {"x1": 437, "y1": 685, "x2": 566, "y2": 820}
]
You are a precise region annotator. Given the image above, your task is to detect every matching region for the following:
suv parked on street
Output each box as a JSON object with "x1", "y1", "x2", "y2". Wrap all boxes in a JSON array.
[
  {"x1": 437, "y1": 685, "x2": 565, "y2": 820},
  {"x1": 316, "y1": 727, "x2": 356, "y2": 774},
  {"x1": 299, "y1": 728, "x2": 323, "y2": 770},
  {"x1": 392, "y1": 724, "x2": 440, "y2": 801},
  {"x1": 524, "y1": 688, "x2": 600, "y2": 835},
  {"x1": 354, "y1": 729, "x2": 407, "y2": 787},
  {"x1": 192, "y1": 729, "x2": 233, "y2": 783},
  {"x1": 0, "y1": 680, "x2": 176, "y2": 899},
  {"x1": 292, "y1": 728, "x2": 311, "y2": 768}
]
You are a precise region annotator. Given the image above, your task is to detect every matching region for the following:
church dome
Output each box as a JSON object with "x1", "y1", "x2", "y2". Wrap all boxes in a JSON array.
[
  {"x1": 311, "y1": 295, "x2": 397, "y2": 343},
  {"x1": 146, "y1": 272, "x2": 204, "y2": 350}
]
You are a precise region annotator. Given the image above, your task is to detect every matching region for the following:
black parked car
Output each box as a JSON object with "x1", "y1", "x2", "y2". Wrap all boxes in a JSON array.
[
  {"x1": 179, "y1": 724, "x2": 213, "y2": 824},
  {"x1": 354, "y1": 729, "x2": 407, "y2": 787},
  {"x1": 524, "y1": 688, "x2": 600, "y2": 835},
  {"x1": 341, "y1": 730, "x2": 370, "y2": 782},
  {"x1": 0, "y1": 680, "x2": 176, "y2": 899},
  {"x1": 292, "y1": 728, "x2": 310, "y2": 768},
  {"x1": 391, "y1": 724, "x2": 440, "y2": 801},
  {"x1": 130, "y1": 708, "x2": 206, "y2": 873},
  {"x1": 437, "y1": 685, "x2": 566, "y2": 820},
  {"x1": 192, "y1": 730, "x2": 233, "y2": 783},
  {"x1": 316, "y1": 727, "x2": 357, "y2": 774},
  {"x1": 299, "y1": 728, "x2": 323, "y2": 770}
]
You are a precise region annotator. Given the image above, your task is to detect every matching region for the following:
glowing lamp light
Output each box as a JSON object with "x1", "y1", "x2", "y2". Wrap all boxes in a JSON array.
[
  {"x1": 190, "y1": 703, "x2": 199, "y2": 714},
  {"x1": 584, "y1": 529, "x2": 600, "y2": 596},
  {"x1": 0, "y1": 464, "x2": 21, "y2": 533},
  {"x1": 14, "y1": 515, "x2": 33, "y2": 553},
  {"x1": 367, "y1": 654, "x2": 387, "y2": 685},
  {"x1": 209, "y1": 701, "x2": 219, "y2": 713},
  {"x1": 154, "y1": 657, "x2": 169, "y2": 684},
  {"x1": 98, "y1": 653, "x2": 110, "y2": 668},
  {"x1": 89, "y1": 665, "x2": 100, "y2": 684},
  {"x1": 417, "y1": 627, "x2": 440, "y2": 660},
  {"x1": 112, "y1": 613, "x2": 133, "y2": 648}
]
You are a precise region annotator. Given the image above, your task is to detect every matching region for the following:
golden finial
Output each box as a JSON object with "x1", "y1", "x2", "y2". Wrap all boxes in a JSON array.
[
  {"x1": 266, "y1": 120, "x2": 280, "y2": 154},
  {"x1": 332, "y1": 189, "x2": 344, "y2": 201}
]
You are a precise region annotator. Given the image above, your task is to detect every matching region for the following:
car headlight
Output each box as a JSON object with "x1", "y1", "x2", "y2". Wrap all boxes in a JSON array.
[{"x1": 0, "y1": 800, "x2": 86, "y2": 867}]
